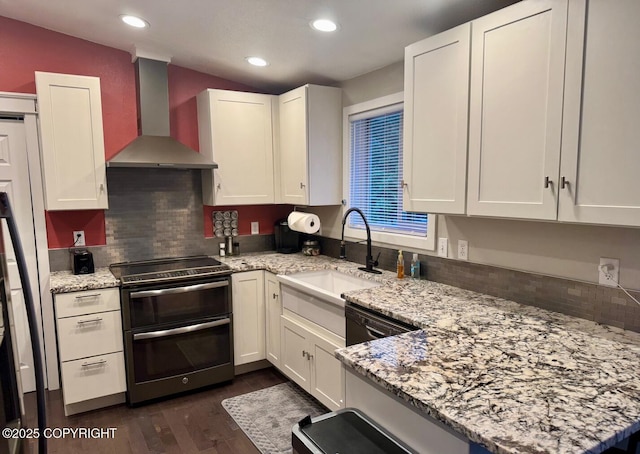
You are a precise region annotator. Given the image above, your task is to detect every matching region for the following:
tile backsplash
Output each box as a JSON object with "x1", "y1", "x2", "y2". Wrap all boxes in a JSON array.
[
  {"x1": 48, "y1": 168, "x2": 274, "y2": 270},
  {"x1": 320, "y1": 236, "x2": 640, "y2": 333}
]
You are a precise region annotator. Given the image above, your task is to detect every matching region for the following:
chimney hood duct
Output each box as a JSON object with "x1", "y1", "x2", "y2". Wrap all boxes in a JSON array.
[{"x1": 107, "y1": 57, "x2": 217, "y2": 169}]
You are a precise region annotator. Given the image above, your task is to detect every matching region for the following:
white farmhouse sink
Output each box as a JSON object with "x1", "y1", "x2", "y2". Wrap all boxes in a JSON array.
[
  {"x1": 277, "y1": 270, "x2": 381, "y2": 337},
  {"x1": 278, "y1": 269, "x2": 380, "y2": 308}
]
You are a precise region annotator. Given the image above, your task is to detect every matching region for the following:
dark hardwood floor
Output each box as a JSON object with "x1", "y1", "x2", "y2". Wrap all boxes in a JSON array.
[{"x1": 23, "y1": 368, "x2": 288, "y2": 454}]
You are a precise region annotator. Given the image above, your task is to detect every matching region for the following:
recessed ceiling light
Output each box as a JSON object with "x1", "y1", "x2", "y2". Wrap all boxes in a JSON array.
[
  {"x1": 246, "y1": 56, "x2": 269, "y2": 67},
  {"x1": 311, "y1": 19, "x2": 338, "y2": 32},
  {"x1": 120, "y1": 15, "x2": 149, "y2": 29}
]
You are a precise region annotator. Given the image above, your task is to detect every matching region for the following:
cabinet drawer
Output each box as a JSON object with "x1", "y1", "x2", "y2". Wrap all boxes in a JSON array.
[
  {"x1": 57, "y1": 310, "x2": 123, "y2": 362},
  {"x1": 60, "y1": 351, "x2": 126, "y2": 405},
  {"x1": 55, "y1": 288, "x2": 120, "y2": 318}
]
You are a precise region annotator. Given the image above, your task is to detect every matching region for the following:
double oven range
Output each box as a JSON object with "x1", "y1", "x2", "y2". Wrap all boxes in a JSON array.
[{"x1": 110, "y1": 256, "x2": 233, "y2": 405}]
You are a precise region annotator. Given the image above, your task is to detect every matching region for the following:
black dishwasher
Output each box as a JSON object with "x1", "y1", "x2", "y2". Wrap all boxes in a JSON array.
[{"x1": 345, "y1": 303, "x2": 418, "y2": 346}]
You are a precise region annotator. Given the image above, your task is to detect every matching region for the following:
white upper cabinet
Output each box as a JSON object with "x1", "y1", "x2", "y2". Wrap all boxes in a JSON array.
[
  {"x1": 403, "y1": 23, "x2": 471, "y2": 215},
  {"x1": 467, "y1": 0, "x2": 569, "y2": 220},
  {"x1": 197, "y1": 89, "x2": 275, "y2": 206},
  {"x1": 558, "y1": 0, "x2": 640, "y2": 227},
  {"x1": 35, "y1": 72, "x2": 108, "y2": 210},
  {"x1": 277, "y1": 84, "x2": 342, "y2": 206}
]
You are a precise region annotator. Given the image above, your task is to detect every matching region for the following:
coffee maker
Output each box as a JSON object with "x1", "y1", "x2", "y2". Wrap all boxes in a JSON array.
[{"x1": 274, "y1": 219, "x2": 300, "y2": 253}]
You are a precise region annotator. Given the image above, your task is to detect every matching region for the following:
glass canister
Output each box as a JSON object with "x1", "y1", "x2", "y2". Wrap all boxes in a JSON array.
[{"x1": 302, "y1": 240, "x2": 321, "y2": 256}]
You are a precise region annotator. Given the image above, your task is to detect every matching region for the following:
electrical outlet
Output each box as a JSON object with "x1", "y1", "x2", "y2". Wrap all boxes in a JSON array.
[
  {"x1": 599, "y1": 257, "x2": 619, "y2": 287},
  {"x1": 458, "y1": 240, "x2": 468, "y2": 261},
  {"x1": 251, "y1": 222, "x2": 259, "y2": 235},
  {"x1": 437, "y1": 238, "x2": 448, "y2": 258},
  {"x1": 73, "y1": 230, "x2": 86, "y2": 247}
]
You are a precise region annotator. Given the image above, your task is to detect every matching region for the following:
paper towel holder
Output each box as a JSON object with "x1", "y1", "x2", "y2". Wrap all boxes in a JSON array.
[{"x1": 287, "y1": 210, "x2": 322, "y2": 236}]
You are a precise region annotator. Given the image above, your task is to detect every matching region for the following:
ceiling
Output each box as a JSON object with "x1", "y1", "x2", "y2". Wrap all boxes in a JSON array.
[{"x1": 0, "y1": 0, "x2": 519, "y2": 93}]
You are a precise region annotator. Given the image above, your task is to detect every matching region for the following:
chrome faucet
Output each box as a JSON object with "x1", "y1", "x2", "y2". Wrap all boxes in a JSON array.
[{"x1": 340, "y1": 207, "x2": 381, "y2": 274}]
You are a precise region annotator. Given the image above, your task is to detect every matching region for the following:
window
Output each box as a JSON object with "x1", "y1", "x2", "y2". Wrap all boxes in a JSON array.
[{"x1": 343, "y1": 93, "x2": 436, "y2": 251}]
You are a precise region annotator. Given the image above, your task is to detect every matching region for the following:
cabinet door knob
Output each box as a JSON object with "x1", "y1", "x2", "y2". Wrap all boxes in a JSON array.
[
  {"x1": 216, "y1": 183, "x2": 221, "y2": 190},
  {"x1": 544, "y1": 176, "x2": 552, "y2": 188},
  {"x1": 273, "y1": 293, "x2": 278, "y2": 299},
  {"x1": 307, "y1": 353, "x2": 313, "y2": 360},
  {"x1": 302, "y1": 350, "x2": 307, "y2": 358},
  {"x1": 300, "y1": 182, "x2": 306, "y2": 189},
  {"x1": 561, "y1": 176, "x2": 569, "y2": 189}
]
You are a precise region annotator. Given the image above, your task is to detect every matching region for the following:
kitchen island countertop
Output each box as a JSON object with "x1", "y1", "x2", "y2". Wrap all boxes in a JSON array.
[{"x1": 224, "y1": 253, "x2": 640, "y2": 454}]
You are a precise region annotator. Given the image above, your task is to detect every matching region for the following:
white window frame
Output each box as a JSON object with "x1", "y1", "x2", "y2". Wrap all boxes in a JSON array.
[{"x1": 342, "y1": 92, "x2": 436, "y2": 252}]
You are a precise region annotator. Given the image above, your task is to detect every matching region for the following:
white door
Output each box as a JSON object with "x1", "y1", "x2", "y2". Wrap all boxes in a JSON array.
[
  {"x1": 403, "y1": 23, "x2": 471, "y2": 215},
  {"x1": 467, "y1": 0, "x2": 568, "y2": 220},
  {"x1": 278, "y1": 86, "x2": 308, "y2": 205},
  {"x1": 0, "y1": 118, "x2": 41, "y2": 392},
  {"x1": 559, "y1": 0, "x2": 640, "y2": 227},
  {"x1": 198, "y1": 89, "x2": 275, "y2": 206},
  {"x1": 280, "y1": 316, "x2": 310, "y2": 390},
  {"x1": 309, "y1": 332, "x2": 345, "y2": 410},
  {"x1": 264, "y1": 273, "x2": 281, "y2": 368},
  {"x1": 35, "y1": 72, "x2": 108, "y2": 210},
  {"x1": 231, "y1": 271, "x2": 265, "y2": 365}
]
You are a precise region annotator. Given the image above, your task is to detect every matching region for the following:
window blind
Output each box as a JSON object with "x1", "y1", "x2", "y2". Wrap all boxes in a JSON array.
[{"x1": 348, "y1": 106, "x2": 427, "y2": 236}]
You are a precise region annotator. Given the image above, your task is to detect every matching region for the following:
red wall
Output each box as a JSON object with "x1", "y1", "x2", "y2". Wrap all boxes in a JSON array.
[{"x1": 0, "y1": 16, "x2": 288, "y2": 249}]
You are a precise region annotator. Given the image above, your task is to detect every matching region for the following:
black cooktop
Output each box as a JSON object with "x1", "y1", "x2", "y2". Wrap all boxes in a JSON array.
[{"x1": 110, "y1": 255, "x2": 231, "y2": 285}]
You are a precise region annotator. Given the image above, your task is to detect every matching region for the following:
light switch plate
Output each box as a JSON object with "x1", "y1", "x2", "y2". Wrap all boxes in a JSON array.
[
  {"x1": 458, "y1": 240, "x2": 468, "y2": 261},
  {"x1": 251, "y1": 222, "x2": 259, "y2": 235},
  {"x1": 437, "y1": 238, "x2": 448, "y2": 258}
]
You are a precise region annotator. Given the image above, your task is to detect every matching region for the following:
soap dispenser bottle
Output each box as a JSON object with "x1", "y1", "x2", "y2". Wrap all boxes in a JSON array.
[
  {"x1": 397, "y1": 250, "x2": 404, "y2": 279},
  {"x1": 410, "y1": 253, "x2": 420, "y2": 279}
]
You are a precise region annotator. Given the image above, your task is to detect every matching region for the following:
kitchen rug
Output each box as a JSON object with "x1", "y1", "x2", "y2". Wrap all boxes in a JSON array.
[{"x1": 221, "y1": 381, "x2": 327, "y2": 454}]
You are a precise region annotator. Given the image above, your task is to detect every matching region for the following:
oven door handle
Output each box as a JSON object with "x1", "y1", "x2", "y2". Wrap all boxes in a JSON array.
[
  {"x1": 130, "y1": 280, "x2": 229, "y2": 299},
  {"x1": 133, "y1": 318, "x2": 230, "y2": 340}
]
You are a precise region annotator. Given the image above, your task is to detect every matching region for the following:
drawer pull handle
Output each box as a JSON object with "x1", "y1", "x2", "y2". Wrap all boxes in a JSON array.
[
  {"x1": 561, "y1": 176, "x2": 569, "y2": 189},
  {"x1": 75, "y1": 294, "x2": 100, "y2": 300},
  {"x1": 131, "y1": 280, "x2": 229, "y2": 299},
  {"x1": 77, "y1": 317, "x2": 103, "y2": 325},
  {"x1": 365, "y1": 325, "x2": 386, "y2": 339},
  {"x1": 81, "y1": 359, "x2": 107, "y2": 368},
  {"x1": 302, "y1": 350, "x2": 307, "y2": 358},
  {"x1": 544, "y1": 176, "x2": 552, "y2": 188},
  {"x1": 133, "y1": 318, "x2": 230, "y2": 340}
]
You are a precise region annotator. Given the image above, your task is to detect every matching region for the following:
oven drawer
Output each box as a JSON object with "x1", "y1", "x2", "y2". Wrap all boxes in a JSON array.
[
  {"x1": 61, "y1": 351, "x2": 126, "y2": 405},
  {"x1": 55, "y1": 288, "x2": 120, "y2": 318},
  {"x1": 57, "y1": 310, "x2": 123, "y2": 362}
]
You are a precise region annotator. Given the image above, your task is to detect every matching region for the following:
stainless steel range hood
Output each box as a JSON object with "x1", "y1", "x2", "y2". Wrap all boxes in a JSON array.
[{"x1": 107, "y1": 57, "x2": 217, "y2": 169}]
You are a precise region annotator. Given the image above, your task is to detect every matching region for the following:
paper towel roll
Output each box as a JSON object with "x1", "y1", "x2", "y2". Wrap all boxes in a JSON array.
[{"x1": 287, "y1": 212, "x2": 321, "y2": 234}]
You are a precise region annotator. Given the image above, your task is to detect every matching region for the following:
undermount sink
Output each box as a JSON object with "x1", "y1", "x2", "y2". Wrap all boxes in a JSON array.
[
  {"x1": 278, "y1": 269, "x2": 381, "y2": 337},
  {"x1": 277, "y1": 269, "x2": 380, "y2": 308}
]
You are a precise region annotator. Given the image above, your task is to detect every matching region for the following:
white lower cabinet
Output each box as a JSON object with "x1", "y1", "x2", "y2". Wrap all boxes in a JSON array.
[
  {"x1": 281, "y1": 311, "x2": 345, "y2": 411},
  {"x1": 60, "y1": 352, "x2": 126, "y2": 406},
  {"x1": 54, "y1": 288, "x2": 125, "y2": 415},
  {"x1": 264, "y1": 272, "x2": 282, "y2": 368},
  {"x1": 232, "y1": 271, "x2": 266, "y2": 365}
]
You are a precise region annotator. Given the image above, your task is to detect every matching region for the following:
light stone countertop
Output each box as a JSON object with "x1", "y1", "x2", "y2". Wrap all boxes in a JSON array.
[
  {"x1": 50, "y1": 268, "x2": 119, "y2": 294},
  {"x1": 225, "y1": 253, "x2": 640, "y2": 454},
  {"x1": 49, "y1": 253, "x2": 640, "y2": 453}
]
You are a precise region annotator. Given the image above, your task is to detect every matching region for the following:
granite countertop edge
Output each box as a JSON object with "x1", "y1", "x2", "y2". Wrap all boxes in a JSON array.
[{"x1": 50, "y1": 268, "x2": 120, "y2": 294}]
